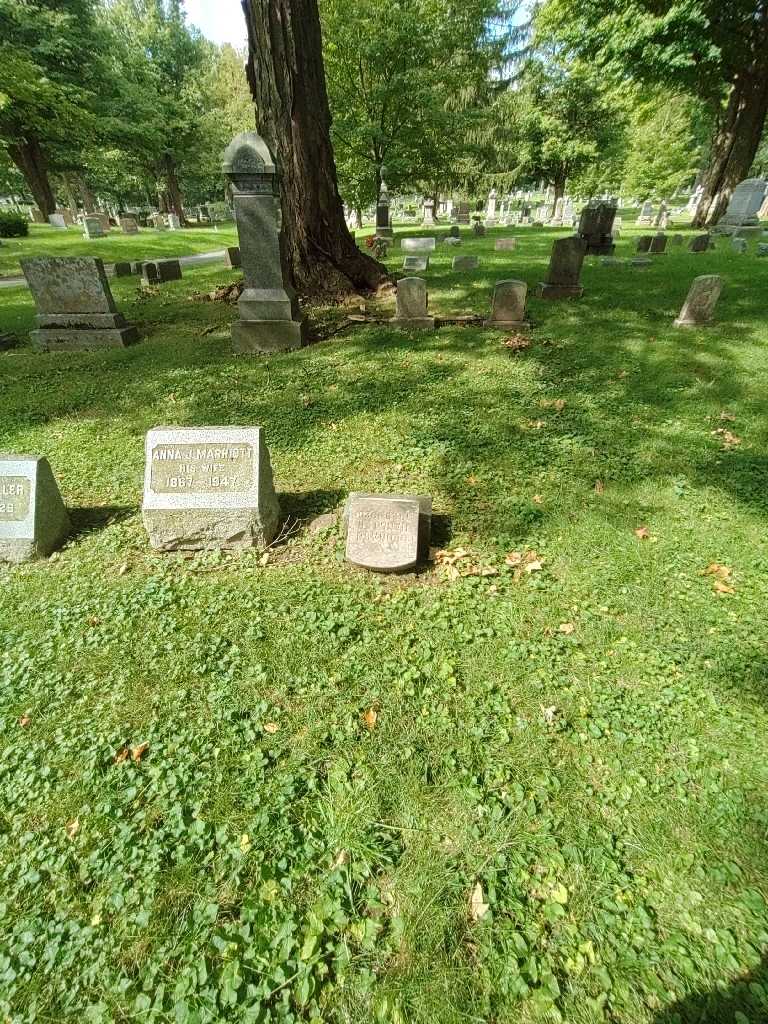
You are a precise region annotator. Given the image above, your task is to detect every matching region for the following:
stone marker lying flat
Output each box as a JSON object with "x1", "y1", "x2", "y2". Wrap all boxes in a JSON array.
[
  {"x1": 674, "y1": 275, "x2": 723, "y2": 328},
  {"x1": 0, "y1": 456, "x2": 70, "y2": 563},
  {"x1": 142, "y1": 426, "x2": 280, "y2": 551},
  {"x1": 401, "y1": 237, "x2": 436, "y2": 252},
  {"x1": 494, "y1": 238, "x2": 517, "y2": 251},
  {"x1": 21, "y1": 257, "x2": 139, "y2": 351},
  {"x1": 391, "y1": 277, "x2": 435, "y2": 329},
  {"x1": 484, "y1": 280, "x2": 528, "y2": 329},
  {"x1": 403, "y1": 255, "x2": 428, "y2": 272},
  {"x1": 142, "y1": 259, "x2": 182, "y2": 284},
  {"x1": 452, "y1": 255, "x2": 478, "y2": 271},
  {"x1": 345, "y1": 493, "x2": 432, "y2": 572}
]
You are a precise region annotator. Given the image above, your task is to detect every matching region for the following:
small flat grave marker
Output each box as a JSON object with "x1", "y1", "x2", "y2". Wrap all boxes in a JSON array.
[
  {"x1": 494, "y1": 238, "x2": 517, "y2": 251},
  {"x1": 402, "y1": 255, "x2": 428, "y2": 271},
  {"x1": 401, "y1": 237, "x2": 436, "y2": 252},
  {"x1": 452, "y1": 255, "x2": 478, "y2": 271},
  {"x1": 346, "y1": 494, "x2": 431, "y2": 572}
]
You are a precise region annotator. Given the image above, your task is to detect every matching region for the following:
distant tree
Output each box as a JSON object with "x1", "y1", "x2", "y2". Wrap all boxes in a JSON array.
[
  {"x1": 242, "y1": 0, "x2": 387, "y2": 296},
  {"x1": 537, "y1": 0, "x2": 768, "y2": 226}
]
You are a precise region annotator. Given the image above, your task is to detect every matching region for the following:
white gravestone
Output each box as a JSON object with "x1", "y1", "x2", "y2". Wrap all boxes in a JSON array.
[
  {"x1": 48, "y1": 214, "x2": 67, "y2": 230},
  {"x1": 401, "y1": 237, "x2": 436, "y2": 252},
  {"x1": 0, "y1": 456, "x2": 70, "y2": 563},
  {"x1": 346, "y1": 494, "x2": 431, "y2": 572}
]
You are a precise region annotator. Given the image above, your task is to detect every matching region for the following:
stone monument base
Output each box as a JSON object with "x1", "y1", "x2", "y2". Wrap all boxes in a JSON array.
[
  {"x1": 232, "y1": 319, "x2": 304, "y2": 354},
  {"x1": 376, "y1": 227, "x2": 394, "y2": 239},
  {"x1": 536, "y1": 283, "x2": 584, "y2": 299},
  {"x1": 483, "y1": 319, "x2": 529, "y2": 330},
  {"x1": 390, "y1": 316, "x2": 436, "y2": 330},
  {"x1": 31, "y1": 310, "x2": 139, "y2": 351},
  {"x1": 673, "y1": 317, "x2": 714, "y2": 329},
  {"x1": 143, "y1": 507, "x2": 279, "y2": 551}
]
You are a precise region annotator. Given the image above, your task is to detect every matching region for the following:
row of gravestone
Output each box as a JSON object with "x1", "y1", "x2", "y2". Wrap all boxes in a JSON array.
[
  {"x1": 44, "y1": 213, "x2": 186, "y2": 235},
  {"x1": 0, "y1": 431, "x2": 430, "y2": 574}
]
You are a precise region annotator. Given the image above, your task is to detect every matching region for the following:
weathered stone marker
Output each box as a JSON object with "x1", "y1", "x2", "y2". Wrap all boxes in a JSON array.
[
  {"x1": 120, "y1": 217, "x2": 139, "y2": 234},
  {"x1": 391, "y1": 277, "x2": 435, "y2": 329},
  {"x1": 536, "y1": 237, "x2": 587, "y2": 299},
  {"x1": 636, "y1": 235, "x2": 653, "y2": 253},
  {"x1": 0, "y1": 456, "x2": 70, "y2": 563},
  {"x1": 167, "y1": 213, "x2": 180, "y2": 230},
  {"x1": 142, "y1": 259, "x2": 182, "y2": 284},
  {"x1": 714, "y1": 177, "x2": 767, "y2": 233},
  {"x1": 649, "y1": 233, "x2": 668, "y2": 254},
  {"x1": 142, "y1": 426, "x2": 280, "y2": 551},
  {"x1": 484, "y1": 280, "x2": 528, "y2": 329},
  {"x1": 494, "y1": 238, "x2": 517, "y2": 251},
  {"x1": 345, "y1": 493, "x2": 431, "y2": 572},
  {"x1": 224, "y1": 246, "x2": 241, "y2": 268},
  {"x1": 21, "y1": 257, "x2": 139, "y2": 351},
  {"x1": 447, "y1": 225, "x2": 460, "y2": 238},
  {"x1": 48, "y1": 214, "x2": 67, "y2": 230},
  {"x1": 82, "y1": 216, "x2": 104, "y2": 239},
  {"x1": 401, "y1": 237, "x2": 436, "y2": 252},
  {"x1": 403, "y1": 255, "x2": 428, "y2": 271},
  {"x1": 674, "y1": 275, "x2": 723, "y2": 328},
  {"x1": 577, "y1": 200, "x2": 616, "y2": 255},
  {"x1": 453, "y1": 255, "x2": 479, "y2": 270},
  {"x1": 223, "y1": 131, "x2": 304, "y2": 354},
  {"x1": 113, "y1": 262, "x2": 132, "y2": 277},
  {"x1": 688, "y1": 233, "x2": 711, "y2": 253},
  {"x1": 731, "y1": 236, "x2": 747, "y2": 254}
]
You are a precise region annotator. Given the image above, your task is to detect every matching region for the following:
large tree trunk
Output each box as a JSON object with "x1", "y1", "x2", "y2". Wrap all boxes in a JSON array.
[
  {"x1": 77, "y1": 175, "x2": 97, "y2": 213},
  {"x1": 693, "y1": 69, "x2": 768, "y2": 227},
  {"x1": 7, "y1": 136, "x2": 56, "y2": 216},
  {"x1": 242, "y1": 0, "x2": 389, "y2": 297},
  {"x1": 550, "y1": 170, "x2": 566, "y2": 217},
  {"x1": 164, "y1": 155, "x2": 187, "y2": 226}
]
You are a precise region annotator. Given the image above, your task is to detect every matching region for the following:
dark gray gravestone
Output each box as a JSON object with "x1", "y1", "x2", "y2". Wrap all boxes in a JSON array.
[
  {"x1": 649, "y1": 233, "x2": 668, "y2": 254},
  {"x1": 224, "y1": 246, "x2": 241, "y2": 268},
  {"x1": 577, "y1": 200, "x2": 616, "y2": 255},
  {"x1": 113, "y1": 262, "x2": 132, "y2": 277},
  {"x1": 402, "y1": 255, "x2": 428, "y2": 272},
  {"x1": 142, "y1": 259, "x2": 182, "y2": 284},
  {"x1": 636, "y1": 236, "x2": 653, "y2": 253},
  {"x1": 453, "y1": 255, "x2": 479, "y2": 271},
  {"x1": 21, "y1": 257, "x2": 139, "y2": 351},
  {"x1": 141, "y1": 426, "x2": 280, "y2": 551},
  {"x1": 688, "y1": 234, "x2": 710, "y2": 253},
  {"x1": 536, "y1": 237, "x2": 587, "y2": 299},
  {"x1": 0, "y1": 456, "x2": 70, "y2": 563}
]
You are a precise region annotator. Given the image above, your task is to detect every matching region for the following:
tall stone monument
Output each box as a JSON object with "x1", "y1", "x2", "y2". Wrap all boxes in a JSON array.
[
  {"x1": 0, "y1": 456, "x2": 70, "y2": 563},
  {"x1": 223, "y1": 131, "x2": 305, "y2": 354},
  {"x1": 376, "y1": 168, "x2": 394, "y2": 239},
  {"x1": 422, "y1": 198, "x2": 436, "y2": 226}
]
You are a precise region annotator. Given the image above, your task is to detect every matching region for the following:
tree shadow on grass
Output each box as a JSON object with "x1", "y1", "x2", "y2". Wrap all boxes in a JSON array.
[
  {"x1": 653, "y1": 955, "x2": 768, "y2": 1023},
  {"x1": 68, "y1": 505, "x2": 137, "y2": 539}
]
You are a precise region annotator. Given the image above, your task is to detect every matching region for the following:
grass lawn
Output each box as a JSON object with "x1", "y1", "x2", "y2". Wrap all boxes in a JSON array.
[
  {"x1": 1, "y1": 219, "x2": 767, "y2": 1024},
  {"x1": 0, "y1": 222, "x2": 239, "y2": 278}
]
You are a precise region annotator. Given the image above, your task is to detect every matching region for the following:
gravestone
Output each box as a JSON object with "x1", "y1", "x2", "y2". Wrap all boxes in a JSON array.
[
  {"x1": 0, "y1": 456, "x2": 70, "y2": 563},
  {"x1": 422, "y1": 198, "x2": 436, "y2": 226},
  {"x1": 494, "y1": 238, "x2": 517, "y2": 251},
  {"x1": 375, "y1": 177, "x2": 393, "y2": 239},
  {"x1": 29, "y1": 208, "x2": 45, "y2": 224},
  {"x1": 578, "y1": 200, "x2": 616, "y2": 255},
  {"x1": 120, "y1": 217, "x2": 139, "y2": 234},
  {"x1": 96, "y1": 213, "x2": 111, "y2": 232},
  {"x1": 457, "y1": 202, "x2": 471, "y2": 225},
  {"x1": 630, "y1": 258, "x2": 652, "y2": 268},
  {"x1": 142, "y1": 259, "x2": 182, "y2": 284},
  {"x1": 485, "y1": 188, "x2": 498, "y2": 226},
  {"x1": 453, "y1": 255, "x2": 478, "y2": 270},
  {"x1": 48, "y1": 214, "x2": 67, "y2": 230},
  {"x1": 731, "y1": 236, "x2": 747, "y2": 254},
  {"x1": 83, "y1": 216, "x2": 104, "y2": 239},
  {"x1": 223, "y1": 131, "x2": 305, "y2": 354},
  {"x1": 131, "y1": 261, "x2": 145, "y2": 275},
  {"x1": 167, "y1": 213, "x2": 180, "y2": 230},
  {"x1": 447, "y1": 225, "x2": 460, "y2": 238},
  {"x1": 21, "y1": 257, "x2": 139, "y2": 350},
  {"x1": 392, "y1": 277, "x2": 434, "y2": 329},
  {"x1": 401, "y1": 237, "x2": 436, "y2": 252},
  {"x1": 758, "y1": 243, "x2": 768, "y2": 257},
  {"x1": 484, "y1": 280, "x2": 528, "y2": 329},
  {"x1": 670, "y1": 234, "x2": 684, "y2": 246},
  {"x1": 636, "y1": 235, "x2": 653, "y2": 253},
  {"x1": 444, "y1": 237, "x2": 461, "y2": 247},
  {"x1": 536, "y1": 237, "x2": 587, "y2": 299},
  {"x1": 674, "y1": 275, "x2": 723, "y2": 328},
  {"x1": 649, "y1": 233, "x2": 668, "y2": 254},
  {"x1": 403, "y1": 255, "x2": 428, "y2": 271},
  {"x1": 142, "y1": 426, "x2": 280, "y2": 551},
  {"x1": 688, "y1": 233, "x2": 711, "y2": 253},
  {"x1": 715, "y1": 178, "x2": 767, "y2": 233},
  {"x1": 652, "y1": 201, "x2": 668, "y2": 229},
  {"x1": 473, "y1": 222, "x2": 486, "y2": 237},
  {"x1": 224, "y1": 246, "x2": 242, "y2": 268},
  {"x1": 636, "y1": 199, "x2": 654, "y2": 225},
  {"x1": 113, "y1": 261, "x2": 132, "y2": 277},
  {"x1": 345, "y1": 494, "x2": 431, "y2": 572}
]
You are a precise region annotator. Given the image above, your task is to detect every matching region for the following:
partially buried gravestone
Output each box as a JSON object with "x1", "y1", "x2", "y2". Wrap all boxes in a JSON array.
[
  {"x1": 649, "y1": 233, "x2": 668, "y2": 254},
  {"x1": 120, "y1": 217, "x2": 139, "y2": 234},
  {"x1": 0, "y1": 456, "x2": 70, "y2": 563},
  {"x1": 403, "y1": 255, "x2": 428, "y2": 271},
  {"x1": 689, "y1": 233, "x2": 711, "y2": 253},
  {"x1": 494, "y1": 238, "x2": 517, "y2": 251},
  {"x1": 142, "y1": 259, "x2": 182, "y2": 284},
  {"x1": 21, "y1": 257, "x2": 139, "y2": 351},
  {"x1": 345, "y1": 493, "x2": 431, "y2": 573},
  {"x1": 224, "y1": 246, "x2": 241, "y2": 268},
  {"x1": 401, "y1": 237, "x2": 436, "y2": 252},
  {"x1": 536, "y1": 237, "x2": 587, "y2": 299},
  {"x1": 636, "y1": 235, "x2": 653, "y2": 253},
  {"x1": 142, "y1": 426, "x2": 280, "y2": 551},
  {"x1": 674, "y1": 275, "x2": 723, "y2": 328},
  {"x1": 392, "y1": 277, "x2": 435, "y2": 329},
  {"x1": 82, "y1": 216, "x2": 104, "y2": 239},
  {"x1": 113, "y1": 262, "x2": 132, "y2": 277},
  {"x1": 453, "y1": 255, "x2": 478, "y2": 270},
  {"x1": 484, "y1": 280, "x2": 528, "y2": 329}
]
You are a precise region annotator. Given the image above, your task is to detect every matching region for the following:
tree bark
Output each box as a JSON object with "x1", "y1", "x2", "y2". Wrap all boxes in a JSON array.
[
  {"x1": 242, "y1": 0, "x2": 389, "y2": 297},
  {"x1": 164, "y1": 154, "x2": 187, "y2": 225},
  {"x1": 693, "y1": 69, "x2": 768, "y2": 227},
  {"x1": 7, "y1": 136, "x2": 56, "y2": 216},
  {"x1": 77, "y1": 175, "x2": 97, "y2": 214},
  {"x1": 550, "y1": 170, "x2": 566, "y2": 217}
]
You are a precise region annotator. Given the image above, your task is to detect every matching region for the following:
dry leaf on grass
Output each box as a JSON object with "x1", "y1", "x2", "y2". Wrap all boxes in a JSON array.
[
  {"x1": 713, "y1": 580, "x2": 735, "y2": 595},
  {"x1": 18, "y1": 714, "x2": 30, "y2": 727},
  {"x1": 532, "y1": 494, "x2": 543, "y2": 504},
  {"x1": 594, "y1": 479, "x2": 605, "y2": 495},
  {"x1": 558, "y1": 622, "x2": 575, "y2": 635},
  {"x1": 131, "y1": 742, "x2": 149, "y2": 763},
  {"x1": 719, "y1": 411, "x2": 736, "y2": 422},
  {"x1": 702, "y1": 563, "x2": 732, "y2": 580},
  {"x1": 634, "y1": 526, "x2": 650, "y2": 540},
  {"x1": 469, "y1": 881, "x2": 490, "y2": 922},
  {"x1": 66, "y1": 818, "x2": 80, "y2": 840},
  {"x1": 363, "y1": 708, "x2": 378, "y2": 730},
  {"x1": 503, "y1": 334, "x2": 531, "y2": 353},
  {"x1": 263, "y1": 722, "x2": 279, "y2": 734},
  {"x1": 541, "y1": 705, "x2": 558, "y2": 725},
  {"x1": 712, "y1": 428, "x2": 742, "y2": 449}
]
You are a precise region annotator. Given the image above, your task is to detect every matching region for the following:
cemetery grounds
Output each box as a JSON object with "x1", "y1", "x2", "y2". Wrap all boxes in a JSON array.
[{"x1": 0, "y1": 218, "x2": 767, "y2": 1023}]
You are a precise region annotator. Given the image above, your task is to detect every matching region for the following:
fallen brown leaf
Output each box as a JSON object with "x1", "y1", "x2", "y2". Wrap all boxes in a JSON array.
[
  {"x1": 558, "y1": 622, "x2": 575, "y2": 635},
  {"x1": 719, "y1": 411, "x2": 736, "y2": 422},
  {"x1": 712, "y1": 428, "x2": 741, "y2": 449},
  {"x1": 594, "y1": 479, "x2": 605, "y2": 495},
  {"x1": 634, "y1": 527, "x2": 650, "y2": 540},
  {"x1": 503, "y1": 334, "x2": 531, "y2": 353},
  {"x1": 541, "y1": 705, "x2": 558, "y2": 724},
  {"x1": 713, "y1": 580, "x2": 735, "y2": 595},
  {"x1": 702, "y1": 563, "x2": 732, "y2": 580},
  {"x1": 114, "y1": 747, "x2": 130, "y2": 764},
  {"x1": 469, "y1": 881, "x2": 490, "y2": 922},
  {"x1": 131, "y1": 741, "x2": 149, "y2": 763},
  {"x1": 532, "y1": 494, "x2": 543, "y2": 505},
  {"x1": 66, "y1": 818, "x2": 80, "y2": 840},
  {"x1": 363, "y1": 708, "x2": 378, "y2": 730},
  {"x1": 18, "y1": 714, "x2": 30, "y2": 727},
  {"x1": 263, "y1": 722, "x2": 279, "y2": 734}
]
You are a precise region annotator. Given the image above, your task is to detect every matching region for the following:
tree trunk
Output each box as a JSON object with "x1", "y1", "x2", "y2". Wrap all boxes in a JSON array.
[
  {"x1": 164, "y1": 155, "x2": 187, "y2": 225},
  {"x1": 353, "y1": 206, "x2": 363, "y2": 229},
  {"x1": 7, "y1": 136, "x2": 56, "y2": 216},
  {"x1": 693, "y1": 69, "x2": 768, "y2": 227},
  {"x1": 242, "y1": 0, "x2": 389, "y2": 297},
  {"x1": 549, "y1": 171, "x2": 566, "y2": 218}
]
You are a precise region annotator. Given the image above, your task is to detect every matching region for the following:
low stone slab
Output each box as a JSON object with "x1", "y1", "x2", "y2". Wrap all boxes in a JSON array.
[
  {"x1": 484, "y1": 279, "x2": 528, "y2": 329},
  {"x1": 120, "y1": 217, "x2": 139, "y2": 234},
  {"x1": 443, "y1": 237, "x2": 462, "y2": 247},
  {"x1": 142, "y1": 259, "x2": 183, "y2": 284},
  {"x1": 494, "y1": 238, "x2": 517, "y2": 251},
  {"x1": 0, "y1": 456, "x2": 70, "y2": 563},
  {"x1": 402, "y1": 255, "x2": 428, "y2": 271},
  {"x1": 630, "y1": 258, "x2": 652, "y2": 268},
  {"x1": 224, "y1": 246, "x2": 241, "y2": 268},
  {"x1": 142, "y1": 426, "x2": 280, "y2": 551},
  {"x1": 113, "y1": 262, "x2": 132, "y2": 277},
  {"x1": 452, "y1": 255, "x2": 478, "y2": 271},
  {"x1": 688, "y1": 234, "x2": 710, "y2": 253},
  {"x1": 401, "y1": 237, "x2": 436, "y2": 252},
  {"x1": 345, "y1": 493, "x2": 432, "y2": 572},
  {"x1": 391, "y1": 277, "x2": 435, "y2": 329},
  {"x1": 674, "y1": 275, "x2": 723, "y2": 327}
]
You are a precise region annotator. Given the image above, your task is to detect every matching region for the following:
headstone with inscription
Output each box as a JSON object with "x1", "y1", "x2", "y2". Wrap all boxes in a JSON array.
[
  {"x1": 142, "y1": 426, "x2": 280, "y2": 551},
  {"x1": 142, "y1": 259, "x2": 182, "y2": 284},
  {"x1": 457, "y1": 202, "x2": 471, "y2": 225},
  {"x1": 403, "y1": 255, "x2": 428, "y2": 272},
  {"x1": 674, "y1": 275, "x2": 723, "y2": 328},
  {"x1": 21, "y1": 257, "x2": 139, "y2": 351},
  {"x1": 48, "y1": 213, "x2": 67, "y2": 230},
  {"x1": 401, "y1": 237, "x2": 436, "y2": 252},
  {"x1": 0, "y1": 456, "x2": 70, "y2": 563},
  {"x1": 223, "y1": 131, "x2": 305, "y2": 354},
  {"x1": 391, "y1": 277, "x2": 434, "y2": 329},
  {"x1": 484, "y1": 280, "x2": 528, "y2": 329},
  {"x1": 422, "y1": 198, "x2": 436, "y2": 226},
  {"x1": 345, "y1": 493, "x2": 431, "y2": 572},
  {"x1": 453, "y1": 255, "x2": 478, "y2": 271},
  {"x1": 577, "y1": 200, "x2": 616, "y2": 255},
  {"x1": 636, "y1": 199, "x2": 654, "y2": 225},
  {"x1": 83, "y1": 216, "x2": 104, "y2": 239},
  {"x1": 536, "y1": 237, "x2": 587, "y2": 299},
  {"x1": 120, "y1": 216, "x2": 139, "y2": 234},
  {"x1": 649, "y1": 233, "x2": 668, "y2": 254},
  {"x1": 715, "y1": 178, "x2": 767, "y2": 232},
  {"x1": 494, "y1": 238, "x2": 517, "y2": 251}
]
